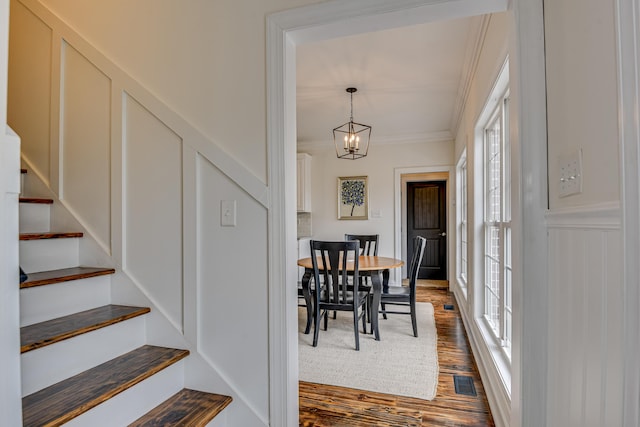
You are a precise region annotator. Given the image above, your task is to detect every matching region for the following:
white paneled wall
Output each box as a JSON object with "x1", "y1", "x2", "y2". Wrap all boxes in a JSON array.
[
  {"x1": 546, "y1": 205, "x2": 623, "y2": 427},
  {"x1": 8, "y1": 0, "x2": 270, "y2": 423},
  {"x1": 124, "y1": 95, "x2": 184, "y2": 331},
  {"x1": 7, "y1": 0, "x2": 52, "y2": 183},
  {"x1": 197, "y1": 156, "x2": 269, "y2": 417},
  {"x1": 61, "y1": 42, "x2": 112, "y2": 251}
]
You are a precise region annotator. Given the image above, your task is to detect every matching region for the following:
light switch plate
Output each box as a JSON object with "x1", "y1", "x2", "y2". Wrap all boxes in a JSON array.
[
  {"x1": 559, "y1": 149, "x2": 583, "y2": 198},
  {"x1": 221, "y1": 200, "x2": 236, "y2": 226}
]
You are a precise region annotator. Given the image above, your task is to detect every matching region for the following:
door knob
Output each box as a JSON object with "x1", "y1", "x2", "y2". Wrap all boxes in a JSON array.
[{"x1": 439, "y1": 232, "x2": 446, "y2": 237}]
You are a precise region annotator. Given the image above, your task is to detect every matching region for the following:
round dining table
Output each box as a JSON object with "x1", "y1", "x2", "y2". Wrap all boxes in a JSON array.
[{"x1": 297, "y1": 255, "x2": 404, "y2": 341}]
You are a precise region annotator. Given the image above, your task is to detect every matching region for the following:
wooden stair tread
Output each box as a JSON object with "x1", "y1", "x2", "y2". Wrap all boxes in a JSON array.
[
  {"x1": 21, "y1": 304, "x2": 150, "y2": 353},
  {"x1": 19, "y1": 197, "x2": 53, "y2": 204},
  {"x1": 20, "y1": 266, "x2": 116, "y2": 289},
  {"x1": 129, "y1": 389, "x2": 232, "y2": 427},
  {"x1": 20, "y1": 231, "x2": 83, "y2": 240},
  {"x1": 22, "y1": 345, "x2": 190, "y2": 427}
]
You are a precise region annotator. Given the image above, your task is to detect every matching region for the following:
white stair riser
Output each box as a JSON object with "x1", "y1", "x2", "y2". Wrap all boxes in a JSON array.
[
  {"x1": 206, "y1": 411, "x2": 227, "y2": 427},
  {"x1": 19, "y1": 203, "x2": 51, "y2": 233},
  {"x1": 19, "y1": 238, "x2": 80, "y2": 273},
  {"x1": 20, "y1": 169, "x2": 51, "y2": 199},
  {"x1": 21, "y1": 316, "x2": 146, "y2": 396},
  {"x1": 20, "y1": 276, "x2": 111, "y2": 326},
  {"x1": 63, "y1": 360, "x2": 185, "y2": 427}
]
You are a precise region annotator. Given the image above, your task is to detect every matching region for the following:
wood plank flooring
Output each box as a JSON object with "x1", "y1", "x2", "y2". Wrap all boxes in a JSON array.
[{"x1": 299, "y1": 287, "x2": 495, "y2": 426}]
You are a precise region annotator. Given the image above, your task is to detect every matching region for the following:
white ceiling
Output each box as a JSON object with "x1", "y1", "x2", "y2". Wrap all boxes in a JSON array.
[{"x1": 296, "y1": 15, "x2": 485, "y2": 151}]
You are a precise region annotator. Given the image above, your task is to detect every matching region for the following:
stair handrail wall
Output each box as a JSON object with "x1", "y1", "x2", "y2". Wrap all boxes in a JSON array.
[
  {"x1": 1, "y1": 126, "x2": 23, "y2": 426},
  {"x1": 11, "y1": 0, "x2": 269, "y2": 424}
]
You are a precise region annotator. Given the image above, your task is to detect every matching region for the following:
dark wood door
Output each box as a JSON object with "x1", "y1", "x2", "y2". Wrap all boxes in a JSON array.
[{"x1": 407, "y1": 181, "x2": 447, "y2": 280}]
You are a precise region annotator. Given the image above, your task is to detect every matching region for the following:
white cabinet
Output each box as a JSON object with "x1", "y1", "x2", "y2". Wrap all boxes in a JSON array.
[{"x1": 296, "y1": 153, "x2": 311, "y2": 212}]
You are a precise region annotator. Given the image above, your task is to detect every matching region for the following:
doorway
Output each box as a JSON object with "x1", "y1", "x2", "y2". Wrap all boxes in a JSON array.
[
  {"x1": 265, "y1": 1, "x2": 541, "y2": 425},
  {"x1": 395, "y1": 168, "x2": 453, "y2": 284},
  {"x1": 407, "y1": 180, "x2": 447, "y2": 280}
]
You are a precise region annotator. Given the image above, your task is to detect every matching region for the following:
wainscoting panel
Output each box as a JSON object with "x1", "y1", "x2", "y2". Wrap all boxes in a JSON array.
[
  {"x1": 196, "y1": 155, "x2": 269, "y2": 418},
  {"x1": 7, "y1": 0, "x2": 52, "y2": 184},
  {"x1": 546, "y1": 205, "x2": 623, "y2": 427},
  {"x1": 60, "y1": 42, "x2": 112, "y2": 251},
  {"x1": 123, "y1": 94, "x2": 184, "y2": 331}
]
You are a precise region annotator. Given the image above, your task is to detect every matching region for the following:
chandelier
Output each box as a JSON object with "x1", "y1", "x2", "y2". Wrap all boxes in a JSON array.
[{"x1": 333, "y1": 87, "x2": 371, "y2": 160}]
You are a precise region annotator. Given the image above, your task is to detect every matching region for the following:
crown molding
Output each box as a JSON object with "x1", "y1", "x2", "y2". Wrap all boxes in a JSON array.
[{"x1": 451, "y1": 14, "x2": 492, "y2": 138}]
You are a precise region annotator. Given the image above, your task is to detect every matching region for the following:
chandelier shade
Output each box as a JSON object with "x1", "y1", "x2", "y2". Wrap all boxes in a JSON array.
[{"x1": 333, "y1": 87, "x2": 371, "y2": 160}]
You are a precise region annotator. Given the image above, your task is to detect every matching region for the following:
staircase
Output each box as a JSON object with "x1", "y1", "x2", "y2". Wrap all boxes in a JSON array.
[{"x1": 18, "y1": 169, "x2": 232, "y2": 426}]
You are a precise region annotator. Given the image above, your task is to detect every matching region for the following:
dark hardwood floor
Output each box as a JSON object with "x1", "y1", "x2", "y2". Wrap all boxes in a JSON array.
[{"x1": 299, "y1": 287, "x2": 495, "y2": 426}]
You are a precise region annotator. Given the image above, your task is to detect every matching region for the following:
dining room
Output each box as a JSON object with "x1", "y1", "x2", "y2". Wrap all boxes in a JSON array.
[
  {"x1": 292, "y1": 154, "x2": 495, "y2": 420},
  {"x1": 293, "y1": 13, "x2": 490, "y2": 424}
]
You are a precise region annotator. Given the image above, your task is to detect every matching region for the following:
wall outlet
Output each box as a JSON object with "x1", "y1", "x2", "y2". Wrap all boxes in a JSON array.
[{"x1": 559, "y1": 149, "x2": 583, "y2": 198}]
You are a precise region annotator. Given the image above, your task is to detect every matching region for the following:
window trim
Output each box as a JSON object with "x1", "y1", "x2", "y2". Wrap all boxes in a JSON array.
[
  {"x1": 473, "y1": 57, "x2": 512, "y2": 370},
  {"x1": 456, "y1": 150, "x2": 468, "y2": 295}
]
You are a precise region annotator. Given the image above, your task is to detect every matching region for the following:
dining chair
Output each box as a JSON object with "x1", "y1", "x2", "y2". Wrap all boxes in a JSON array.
[
  {"x1": 310, "y1": 240, "x2": 368, "y2": 351},
  {"x1": 344, "y1": 234, "x2": 379, "y2": 322},
  {"x1": 379, "y1": 236, "x2": 426, "y2": 337}
]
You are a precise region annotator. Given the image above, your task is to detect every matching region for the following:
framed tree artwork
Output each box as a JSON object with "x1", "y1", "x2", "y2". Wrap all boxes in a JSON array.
[{"x1": 338, "y1": 176, "x2": 368, "y2": 220}]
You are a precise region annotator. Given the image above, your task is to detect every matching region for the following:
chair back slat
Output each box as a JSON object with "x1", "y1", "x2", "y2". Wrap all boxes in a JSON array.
[
  {"x1": 408, "y1": 236, "x2": 427, "y2": 294},
  {"x1": 345, "y1": 234, "x2": 379, "y2": 256}
]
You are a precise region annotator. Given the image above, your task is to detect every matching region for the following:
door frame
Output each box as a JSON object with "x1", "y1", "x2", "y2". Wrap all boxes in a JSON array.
[
  {"x1": 394, "y1": 167, "x2": 454, "y2": 285},
  {"x1": 266, "y1": 0, "x2": 549, "y2": 426}
]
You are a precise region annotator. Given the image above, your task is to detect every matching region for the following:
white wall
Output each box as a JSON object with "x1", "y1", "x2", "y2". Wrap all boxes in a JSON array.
[
  {"x1": 21, "y1": 0, "x2": 321, "y2": 184},
  {"x1": 545, "y1": 0, "x2": 620, "y2": 209},
  {"x1": 0, "y1": 0, "x2": 22, "y2": 421},
  {"x1": 0, "y1": 130, "x2": 21, "y2": 427},
  {"x1": 302, "y1": 141, "x2": 453, "y2": 262},
  {"x1": 543, "y1": 0, "x2": 625, "y2": 425}
]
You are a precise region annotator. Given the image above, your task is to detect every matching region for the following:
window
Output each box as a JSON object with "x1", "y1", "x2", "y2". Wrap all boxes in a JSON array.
[
  {"x1": 456, "y1": 151, "x2": 468, "y2": 290},
  {"x1": 483, "y1": 86, "x2": 512, "y2": 358}
]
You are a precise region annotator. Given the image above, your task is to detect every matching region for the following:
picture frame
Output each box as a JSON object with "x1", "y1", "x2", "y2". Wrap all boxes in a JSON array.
[{"x1": 337, "y1": 176, "x2": 368, "y2": 220}]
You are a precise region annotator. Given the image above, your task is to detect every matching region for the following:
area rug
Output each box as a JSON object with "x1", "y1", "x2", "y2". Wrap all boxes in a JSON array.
[{"x1": 298, "y1": 302, "x2": 439, "y2": 400}]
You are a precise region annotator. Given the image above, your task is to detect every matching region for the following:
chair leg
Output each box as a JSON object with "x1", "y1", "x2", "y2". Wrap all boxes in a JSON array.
[
  {"x1": 323, "y1": 309, "x2": 329, "y2": 331},
  {"x1": 313, "y1": 308, "x2": 321, "y2": 347},
  {"x1": 381, "y1": 302, "x2": 388, "y2": 319},
  {"x1": 353, "y1": 310, "x2": 360, "y2": 351},
  {"x1": 410, "y1": 300, "x2": 418, "y2": 337},
  {"x1": 361, "y1": 295, "x2": 369, "y2": 332},
  {"x1": 304, "y1": 300, "x2": 313, "y2": 334}
]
